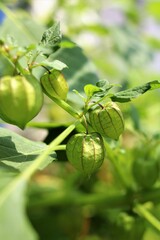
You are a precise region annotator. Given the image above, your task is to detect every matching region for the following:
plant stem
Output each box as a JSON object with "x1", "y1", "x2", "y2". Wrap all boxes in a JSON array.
[
  {"x1": 28, "y1": 186, "x2": 160, "y2": 214},
  {"x1": 42, "y1": 88, "x2": 82, "y2": 119},
  {"x1": 29, "y1": 190, "x2": 129, "y2": 209},
  {"x1": 53, "y1": 145, "x2": 66, "y2": 151},
  {"x1": 27, "y1": 121, "x2": 72, "y2": 128},
  {"x1": 134, "y1": 203, "x2": 160, "y2": 231}
]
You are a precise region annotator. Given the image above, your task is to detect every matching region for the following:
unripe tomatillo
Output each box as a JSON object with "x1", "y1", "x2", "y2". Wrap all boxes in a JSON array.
[
  {"x1": 40, "y1": 69, "x2": 69, "y2": 100},
  {"x1": 89, "y1": 102, "x2": 124, "y2": 140},
  {"x1": 66, "y1": 132, "x2": 105, "y2": 175},
  {"x1": 0, "y1": 75, "x2": 43, "y2": 129}
]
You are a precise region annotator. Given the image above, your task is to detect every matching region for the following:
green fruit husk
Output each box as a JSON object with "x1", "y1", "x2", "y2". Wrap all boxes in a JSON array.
[
  {"x1": 66, "y1": 132, "x2": 105, "y2": 175},
  {"x1": 89, "y1": 102, "x2": 124, "y2": 140},
  {"x1": 0, "y1": 75, "x2": 43, "y2": 129},
  {"x1": 40, "y1": 69, "x2": 69, "y2": 100}
]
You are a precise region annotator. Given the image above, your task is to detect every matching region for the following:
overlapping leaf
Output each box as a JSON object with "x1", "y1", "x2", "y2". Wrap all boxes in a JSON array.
[
  {"x1": 111, "y1": 80, "x2": 160, "y2": 102},
  {"x1": 0, "y1": 127, "x2": 56, "y2": 171}
]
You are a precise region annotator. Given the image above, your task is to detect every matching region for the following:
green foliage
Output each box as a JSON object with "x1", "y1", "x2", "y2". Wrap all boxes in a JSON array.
[
  {"x1": 40, "y1": 22, "x2": 62, "y2": 47},
  {"x1": 0, "y1": 127, "x2": 56, "y2": 171},
  {"x1": 0, "y1": 1, "x2": 160, "y2": 240},
  {"x1": 111, "y1": 80, "x2": 160, "y2": 102}
]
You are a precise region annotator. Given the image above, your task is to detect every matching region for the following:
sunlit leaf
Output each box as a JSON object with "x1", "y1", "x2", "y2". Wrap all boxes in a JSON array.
[
  {"x1": 41, "y1": 59, "x2": 68, "y2": 70},
  {"x1": 111, "y1": 80, "x2": 160, "y2": 102},
  {"x1": 40, "y1": 22, "x2": 61, "y2": 47},
  {"x1": 84, "y1": 84, "x2": 101, "y2": 98}
]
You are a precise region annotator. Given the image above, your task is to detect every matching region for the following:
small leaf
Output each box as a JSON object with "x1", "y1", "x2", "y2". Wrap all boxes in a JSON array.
[
  {"x1": 41, "y1": 59, "x2": 68, "y2": 70},
  {"x1": 40, "y1": 22, "x2": 62, "y2": 47},
  {"x1": 96, "y1": 79, "x2": 110, "y2": 88},
  {"x1": 84, "y1": 84, "x2": 101, "y2": 98},
  {"x1": 94, "y1": 79, "x2": 117, "y2": 98},
  {"x1": 0, "y1": 127, "x2": 56, "y2": 171},
  {"x1": 111, "y1": 80, "x2": 160, "y2": 102}
]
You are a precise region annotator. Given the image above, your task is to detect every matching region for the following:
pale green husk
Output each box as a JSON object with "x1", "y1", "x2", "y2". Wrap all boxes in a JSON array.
[
  {"x1": 0, "y1": 75, "x2": 43, "y2": 129},
  {"x1": 66, "y1": 132, "x2": 105, "y2": 175},
  {"x1": 89, "y1": 102, "x2": 124, "y2": 140},
  {"x1": 40, "y1": 69, "x2": 69, "y2": 100}
]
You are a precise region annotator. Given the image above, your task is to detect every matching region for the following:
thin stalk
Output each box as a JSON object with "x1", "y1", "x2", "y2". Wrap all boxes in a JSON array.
[
  {"x1": 53, "y1": 145, "x2": 66, "y2": 151},
  {"x1": 29, "y1": 190, "x2": 129, "y2": 209},
  {"x1": 27, "y1": 121, "x2": 72, "y2": 128},
  {"x1": 43, "y1": 88, "x2": 82, "y2": 119},
  {"x1": 134, "y1": 203, "x2": 160, "y2": 231},
  {"x1": 28, "y1": 185, "x2": 160, "y2": 210}
]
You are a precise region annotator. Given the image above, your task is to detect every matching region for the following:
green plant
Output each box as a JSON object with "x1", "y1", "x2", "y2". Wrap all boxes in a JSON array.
[{"x1": 1, "y1": 3, "x2": 160, "y2": 240}]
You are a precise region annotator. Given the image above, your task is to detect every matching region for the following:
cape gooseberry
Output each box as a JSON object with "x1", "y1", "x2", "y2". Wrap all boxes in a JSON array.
[
  {"x1": 66, "y1": 132, "x2": 105, "y2": 175},
  {"x1": 89, "y1": 102, "x2": 124, "y2": 140},
  {"x1": 0, "y1": 74, "x2": 43, "y2": 129},
  {"x1": 40, "y1": 69, "x2": 69, "y2": 100}
]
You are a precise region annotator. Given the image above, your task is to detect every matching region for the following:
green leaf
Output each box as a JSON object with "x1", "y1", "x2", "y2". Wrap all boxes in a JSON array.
[
  {"x1": 96, "y1": 79, "x2": 110, "y2": 89},
  {"x1": 41, "y1": 59, "x2": 68, "y2": 70},
  {"x1": 40, "y1": 22, "x2": 62, "y2": 47},
  {"x1": 92, "y1": 79, "x2": 117, "y2": 98},
  {"x1": 0, "y1": 179, "x2": 38, "y2": 240},
  {"x1": 84, "y1": 84, "x2": 101, "y2": 98},
  {"x1": 0, "y1": 128, "x2": 56, "y2": 171},
  {"x1": 111, "y1": 80, "x2": 160, "y2": 103}
]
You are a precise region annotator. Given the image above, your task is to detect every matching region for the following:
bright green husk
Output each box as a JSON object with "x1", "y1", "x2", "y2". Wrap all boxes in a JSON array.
[
  {"x1": 89, "y1": 102, "x2": 124, "y2": 140},
  {"x1": 40, "y1": 69, "x2": 69, "y2": 100},
  {"x1": 0, "y1": 75, "x2": 43, "y2": 129},
  {"x1": 66, "y1": 132, "x2": 105, "y2": 175}
]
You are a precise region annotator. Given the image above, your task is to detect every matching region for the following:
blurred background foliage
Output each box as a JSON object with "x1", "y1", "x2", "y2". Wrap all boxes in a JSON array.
[
  {"x1": 1, "y1": 0, "x2": 160, "y2": 240},
  {"x1": 1, "y1": 0, "x2": 160, "y2": 136}
]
